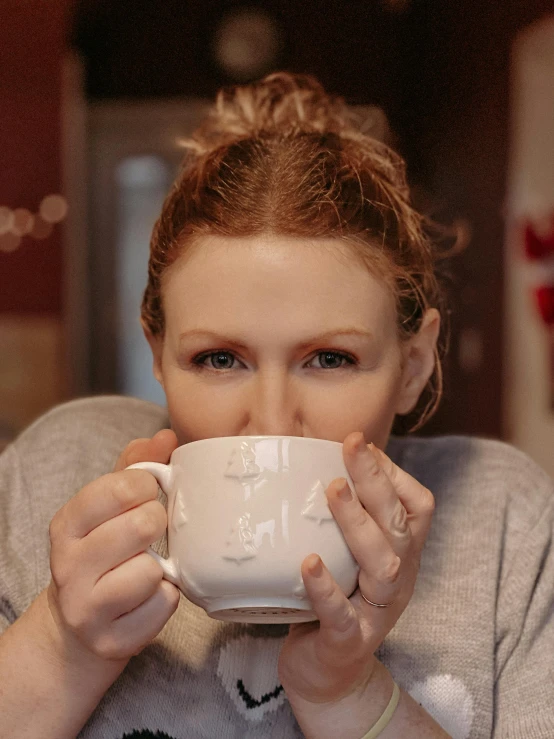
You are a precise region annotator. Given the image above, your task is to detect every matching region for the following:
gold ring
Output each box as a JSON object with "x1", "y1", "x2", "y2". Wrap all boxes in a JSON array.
[{"x1": 361, "y1": 592, "x2": 393, "y2": 608}]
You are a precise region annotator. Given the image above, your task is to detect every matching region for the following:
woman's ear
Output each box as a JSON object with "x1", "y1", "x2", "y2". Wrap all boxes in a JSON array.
[
  {"x1": 395, "y1": 308, "x2": 441, "y2": 416},
  {"x1": 141, "y1": 320, "x2": 165, "y2": 388}
]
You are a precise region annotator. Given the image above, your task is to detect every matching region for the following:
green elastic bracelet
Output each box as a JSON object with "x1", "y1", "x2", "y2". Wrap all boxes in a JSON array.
[{"x1": 359, "y1": 681, "x2": 400, "y2": 739}]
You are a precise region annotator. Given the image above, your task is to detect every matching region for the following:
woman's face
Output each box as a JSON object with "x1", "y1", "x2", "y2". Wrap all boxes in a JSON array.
[{"x1": 146, "y1": 235, "x2": 439, "y2": 449}]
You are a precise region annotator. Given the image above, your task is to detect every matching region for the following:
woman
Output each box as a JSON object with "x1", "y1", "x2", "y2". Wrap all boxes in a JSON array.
[{"x1": 0, "y1": 73, "x2": 552, "y2": 739}]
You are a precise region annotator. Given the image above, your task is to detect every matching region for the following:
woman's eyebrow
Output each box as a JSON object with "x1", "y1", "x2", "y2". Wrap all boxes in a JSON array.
[{"x1": 178, "y1": 328, "x2": 374, "y2": 349}]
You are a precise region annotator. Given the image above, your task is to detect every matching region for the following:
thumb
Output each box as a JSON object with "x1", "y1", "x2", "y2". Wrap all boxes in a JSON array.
[{"x1": 113, "y1": 428, "x2": 179, "y2": 472}]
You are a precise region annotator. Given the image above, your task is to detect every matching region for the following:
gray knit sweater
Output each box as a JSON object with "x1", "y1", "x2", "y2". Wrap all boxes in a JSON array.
[{"x1": 1, "y1": 396, "x2": 553, "y2": 739}]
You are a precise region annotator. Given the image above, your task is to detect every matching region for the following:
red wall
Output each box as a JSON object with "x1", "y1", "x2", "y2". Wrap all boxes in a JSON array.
[{"x1": 0, "y1": 0, "x2": 70, "y2": 314}]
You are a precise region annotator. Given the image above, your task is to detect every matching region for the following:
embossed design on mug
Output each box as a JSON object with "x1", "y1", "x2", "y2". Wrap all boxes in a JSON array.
[
  {"x1": 172, "y1": 492, "x2": 188, "y2": 530},
  {"x1": 301, "y1": 480, "x2": 333, "y2": 524},
  {"x1": 224, "y1": 441, "x2": 261, "y2": 480},
  {"x1": 223, "y1": 513, "x2": 258, "y2": 564}
]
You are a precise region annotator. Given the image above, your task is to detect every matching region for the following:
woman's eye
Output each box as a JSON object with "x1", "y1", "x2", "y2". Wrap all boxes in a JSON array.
[
  {"x1": 308, "y1": 351, "x2": 355, "y2": 369},
  {"x1": 194, "y1": 351, "x2": 238, "y2": 370}
]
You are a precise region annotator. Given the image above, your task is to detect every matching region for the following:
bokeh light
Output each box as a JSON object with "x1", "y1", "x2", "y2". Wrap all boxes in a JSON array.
[
  {"x1": 11, "y1": 208, "x2": 35, "y2": 236},
  {"x1": 214, "y1": 9, "x2": 282, "y2": 81},
  {"x1": 0, "y1": 194, "x2": 67, "y2": 252},
  {"x1": 39, "y1": 194, "x2": 68, "y2": 224},
  {"x1": 0, "y1": 207, "x2": 14, "y2": 236}
]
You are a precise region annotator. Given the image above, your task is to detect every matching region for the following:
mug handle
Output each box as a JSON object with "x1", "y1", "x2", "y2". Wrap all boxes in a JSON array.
[{"x1": 126, "y1": 461, "x2": 181, "y2": 587}]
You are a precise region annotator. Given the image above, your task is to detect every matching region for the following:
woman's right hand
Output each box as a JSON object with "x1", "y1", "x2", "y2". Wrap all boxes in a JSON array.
[{"x1": 46, "y1": 429, "x2": 180, "y2": 665}]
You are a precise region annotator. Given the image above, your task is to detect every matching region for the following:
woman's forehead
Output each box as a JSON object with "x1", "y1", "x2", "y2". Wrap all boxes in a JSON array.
[
  {"x1": 166, "y1": 234, "x2": 387, "y2": 286},
  {"x1": 162, "y1": 235, "x2": 397, "y2": 338}
]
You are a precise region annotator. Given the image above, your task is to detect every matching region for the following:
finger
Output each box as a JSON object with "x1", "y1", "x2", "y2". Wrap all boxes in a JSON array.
[
  {"x1": 371, "y1": 446, "x2": 435, "y2": 549},
  {"x1": 340, "y1": 432, "x2": 412, "y2": 556},
  {"x1": 301, "y1": 555, "x2": 363, "y2": 657},
  {"x1": 55, "y1": 469, "x2": 160, "y2": 540},
  {"x1": 91, "y1": 552, "x2": 164, "y2": 620},
  {"x1": 97, "y1": 580, "x2": 180, "y2": 660},
  {"x1": 113, "y1": 429, "x2": 178, "y2": 472},
  {"x1": 325, "y1": 478, "x2": 404, "y2": 607},
  {"x1": 80, "y1": 499, "x2": 167, "y2": 579}
]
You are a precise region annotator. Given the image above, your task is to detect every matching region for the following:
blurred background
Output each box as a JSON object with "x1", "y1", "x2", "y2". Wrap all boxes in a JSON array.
[{"x1": 1, "y1": 0, "x2": 553, "y2": 474}]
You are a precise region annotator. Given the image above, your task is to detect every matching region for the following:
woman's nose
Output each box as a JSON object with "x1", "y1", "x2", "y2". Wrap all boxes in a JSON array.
[{"x1": 243, "y1": 370, "x2": 302, "y2": 437}]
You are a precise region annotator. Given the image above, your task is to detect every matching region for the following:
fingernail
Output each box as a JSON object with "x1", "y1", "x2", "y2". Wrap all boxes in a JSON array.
[
  {"x1": 309, "y1": 554, "x2": 323, "y2": 578},
  {"x1": 354, "y1": 433, "x2": 367, "y2": 453},
  {"x1": 337, "y1": 478, "x2": 352, "y2": 501},
  {"x1": 368, "y1": 443, "x2": 387, "y2": 468}
]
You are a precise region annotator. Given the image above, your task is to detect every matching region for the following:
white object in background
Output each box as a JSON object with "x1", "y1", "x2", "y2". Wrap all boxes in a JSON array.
[
  {"x1": 115, "y1": 155, "x2": 171, "y2": 406},
  {"x1": 509, "y1": 16, "x2": 554, "y2": 223},
  {"x1": 504, "y1": 16, "x2": 554, "y2": 477}
]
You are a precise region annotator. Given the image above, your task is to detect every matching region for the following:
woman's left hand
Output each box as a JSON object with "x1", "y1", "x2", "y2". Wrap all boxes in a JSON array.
[{"x1": 278, "y1": 430, "x2": 435, "y2": 706}]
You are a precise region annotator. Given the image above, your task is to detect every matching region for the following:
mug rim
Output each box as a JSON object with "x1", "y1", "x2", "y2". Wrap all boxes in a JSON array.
[{"x1": 170, "y1": 434, "x2": 346, "y2": 453}]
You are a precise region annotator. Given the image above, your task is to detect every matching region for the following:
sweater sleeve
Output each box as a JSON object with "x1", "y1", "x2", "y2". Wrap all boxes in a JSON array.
[
  {"x1": 0, "y1": 396, "x2": 170, "y2": 638},
  {"x1": 493, "y1": 460, "x2": 554, "y2": 738},
  {"x1": 0, "y1": 443, "x2": 39, "y2": 636}
]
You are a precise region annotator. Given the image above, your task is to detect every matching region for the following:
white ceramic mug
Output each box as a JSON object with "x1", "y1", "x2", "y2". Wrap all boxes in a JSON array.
[{"x1": 128, "y1": 435, "x2": 359, "y2": 623}]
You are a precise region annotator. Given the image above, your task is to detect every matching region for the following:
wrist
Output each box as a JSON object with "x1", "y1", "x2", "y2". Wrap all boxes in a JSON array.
[
  {"x1": 39, "y1": 587, "x2": 128, "y2": 687},
  {"x1": 286, "y1": 659, "x2": 395, "y2": 739},
  {"x1": 0, "y1": 589, "x2": 128, "y2": 739}
]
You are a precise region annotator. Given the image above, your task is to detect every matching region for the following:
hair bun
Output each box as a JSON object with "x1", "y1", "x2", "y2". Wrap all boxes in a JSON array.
[{"x1": 184, "y1": 72, "x2": 357, "y2": 154}]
